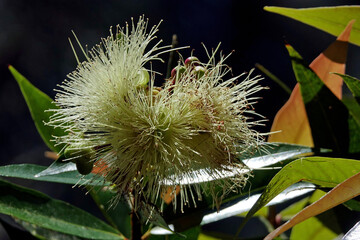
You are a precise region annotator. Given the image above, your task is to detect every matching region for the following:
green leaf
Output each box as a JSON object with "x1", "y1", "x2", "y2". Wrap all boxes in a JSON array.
[
  {"x1": 290, "y1": 211, "x2": 340, "y2": 240},
  {"x1": 286, "y1": 44, "x2": 353, "y2": 153},
  {"x1": 0, "y1": 164, "x2": 105, "y2": 186},
  {"x1": 0, "y1": 179, "x2": 123, "y2": 239},
  {"x1": 238, "y1": 157, "x2": 360, "y2": 236},
  {"x1": 16, "y1": 218, "x2": 85, "y2": 240},
  {"x1": 264, "y1": 6, "x2": 360, "y2": 46},
  {"x1": 287, "y1": 190, "x2": 341, "y2": 240},
  {"x1": 201, "y1": 182, "x2": 314, "y2": 226},
  {"x1": 162, "y1": 143, "x2": 313, "y2": 220},
  {"x1": 343, "y1": 199, "x2": 360, "y2": 212},
  {"x1": 149, "y1": 226, "x2": 200, "y2": 240},
  {"x1": 334, "y1": 74, "x2": 360, "y2": 153},
  {"x1": 279, "y1": 196, "x2": 310, "y2": 221},
  {"x1": 265, "y1": 168, "x2": 360, "y2": 239},
  {"x1": 160, "y1": 144, "x2": 314, "y2": 232},
  {"x1": 89, "y1": 186, "x2": 132, "y2": 239},
  {"x1": 336, "y1": 73, "x2": 360, "y2": 105},
  {"x1": 9, "y1": 66, "x2": 66, "y2": 153},
  {"x1": 198, "y1": 233, "x2": 221, "y2": 240}
]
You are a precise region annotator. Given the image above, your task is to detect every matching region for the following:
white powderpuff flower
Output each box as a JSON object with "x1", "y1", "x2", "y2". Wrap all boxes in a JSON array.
[{"x1": 48, "y1": 16, "x2": 266, "y2": 212}]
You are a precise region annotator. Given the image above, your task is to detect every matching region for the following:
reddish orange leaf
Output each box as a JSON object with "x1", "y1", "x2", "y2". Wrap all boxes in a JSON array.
[
  {"x1": 265, "y1": 170, "x2": 360, "y2": 240},
  {"x1": 268, "y1": 20, "x2": 354, "y2": 145}
]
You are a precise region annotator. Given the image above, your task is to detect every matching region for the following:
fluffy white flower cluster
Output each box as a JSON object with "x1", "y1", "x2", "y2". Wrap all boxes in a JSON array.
[{"x1": 48, "y1": 16, "x2": 265, "y2": 212}]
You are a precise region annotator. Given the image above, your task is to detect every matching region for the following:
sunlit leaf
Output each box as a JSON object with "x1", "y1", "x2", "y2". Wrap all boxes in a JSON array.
[
  {"x1": 197, "y1": 233, "x2": 221, "y2": 240},
  {"x1": 201, "y1": 182, "x2": 314, "y2": 226},
  {"x1": 286, "y1": 44, "x2": 352, "y2": 152},
  {"x1": 0, "y1": 164, "x2": 104, "y2": 186},
  {"x1": 149, "y1": 226, "x2": 200, "y2": 240},
  {"x1": 289, "y1": 190, "x2": 341, "y2": 240},
  {"x1": 237, "y1": 157, "x2": 360, "y2": 236},
  {"x1": 35, "y1": 160, "x2": 77, "y2": 177},
  {"x1": 0, "y1": 179, "x2": 122, "y2": 239},
  {"x1": 268, "y1": 21, "x2": 353, "y2": 146},
  {"x1": 162, "y1": 143, "x2": 312, "y2": 186},
  {"x1": 264, "y1": 6, "x2": 360, "y2": 46},
  {"x1": 160, "y1": 143, "x2": 313, "y2": 230},
  {"x1": 336, "y1": 73, "x2": 360, "y2": 105},
  {"x1": 9, "y1": 66, "x2": 66, "y2": 153},
  {"x1": 290, "y1": 211, "x2": 340, "y2": 240},
  {"x1": 265, "y1": 170, "x2": 360, "y2": 239}
]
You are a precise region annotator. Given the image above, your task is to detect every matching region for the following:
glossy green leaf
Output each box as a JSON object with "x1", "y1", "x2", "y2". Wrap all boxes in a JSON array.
[
  {"x1": 334, "y1": 74, "x2": 360, "y2": 153},
  {"x1": 159, "y1": 144, "x2": 314, "y2": 233},
  {"x1": 149, "y1": 226, "x2": 200, "y2": 240},
  {"x1": 290, "y1": 211, "x2": 340, "y2": 240},
  {"x1": 16, "y1": 218, "x2": 85, "y2": 240},
  {"x1": 89, "y1": 186, "x2": 132, "y2": 239},
  {"x1": 0, "y1": 164, "x2": 105, "y2": 186},
  {"x1": 9, "y1": 66, "x2": 66, "y2": 153},
  {"x1": 264, "y1": 6, "x2": 360, "y2": 46},
  {"x1": 266, "y1": 169, "x2": 360, "y2": 239},
  {"x1": 286, "y1": 45, "x2": 356, "y2": 153},
  {"x1": 336, "y1": 73, "x2": 360, "y2": 105},
  {"x1": 237, "y1": 157, "x2": 360, "y2": 236},
  {"x1": 0, "y1": 179, "x2": 122, "y2": 239},
  {"x1": 279, "y1": 196, "x2": 309, "y2": 221},
  {"x1": 161, "y1": 144, "x2": 313, "y2": 225},
  {"x1": 198, "y1": 233, "x2": 221, "y2": 240},
  {"x1": 201, "y1": 182, "x2": 314, "y2": 226}
]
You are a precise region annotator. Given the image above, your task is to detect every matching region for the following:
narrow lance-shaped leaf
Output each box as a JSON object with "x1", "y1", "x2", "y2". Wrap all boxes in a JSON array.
[
  {"x1": 265, "y1": 171, "x2": 360, "y2": 239},
  {"x1": 268, "y1": 20, "x2": 353, "y2": 146},
  {"x1": 9, "y1": 66, "x2": 66, "y2": 153},
  {"x1": 264, "y1": 6, "x2": 360, "y2": 46},
  {"x1": 288, "y1": 190, "x2": 342, "y2": 240},
  {"x1": 0, "y1": 163, "x2": 105, "y2": 186},
  {"x1": 335, "y1": 73, "x2": 360, "y2": 153},
  {"x1": 0, "y1": 179, "x2": 123, "y2": 239},
  {"x1": 236, "y1": 157, "x2": 360, "y2": 236},
  {"x1": 335, "y1": 73, "x2": 360, "y2": 105}
]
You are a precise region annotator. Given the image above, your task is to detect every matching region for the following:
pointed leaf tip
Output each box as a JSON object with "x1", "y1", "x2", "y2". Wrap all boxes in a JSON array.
[{"x1": 9, "y1": 67, "x2": 67, "y2": 153}]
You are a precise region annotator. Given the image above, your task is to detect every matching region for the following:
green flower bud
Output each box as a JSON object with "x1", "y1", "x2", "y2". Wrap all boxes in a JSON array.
[
  {"x1": 193, "y1": 66, "x2": 206, "y2": 79},
  {"x1": 64, "y1": 145, "x2": 94, "y2": 175},
  {"x1": 184, "y1": 56, "x2": 199, "y2": 67},
  {"x1": 76, "y1": 157, "x2": 94, "y2": 175},
  {"x1": 170, "y1": 66, "x2": 186, "y2": 81},
  {"x1": 136, "y1": 68, "x2": 150, "y2": 88}
]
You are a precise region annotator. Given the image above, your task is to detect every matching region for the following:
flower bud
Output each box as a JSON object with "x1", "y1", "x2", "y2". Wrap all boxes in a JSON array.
[
  {"x1": 185, "y1": 56, "x2": 199, "y2": 67},
  {"x1": 193, "y1": 66, "x2": 206, "y2": 79},
  {"x1": 170, "y1": 66, "x2": 186, "y2": 81},
  {"x1": 75, "y1": 157, "x2": 94, "y2": 175},
  {"x1": 64, "y1": 145, "x2": 94, "y2": 175},
  {"x1": 136, "y1": 68, "x2": 150, "y2": 88}
]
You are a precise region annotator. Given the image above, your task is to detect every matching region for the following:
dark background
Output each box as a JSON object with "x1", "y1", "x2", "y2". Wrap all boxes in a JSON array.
[{"x1": 1, "y1": 0, "x2": 360, "y2": 238}]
